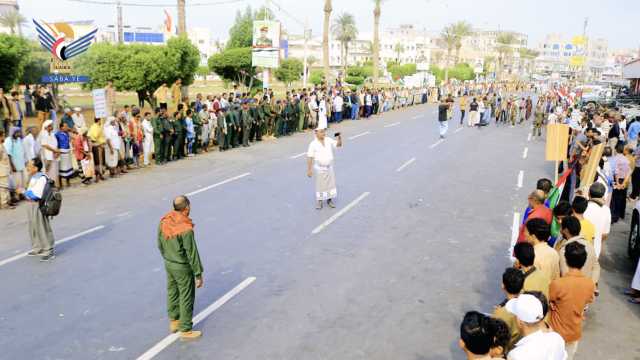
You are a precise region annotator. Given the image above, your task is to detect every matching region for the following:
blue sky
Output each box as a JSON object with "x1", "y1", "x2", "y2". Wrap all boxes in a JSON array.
[{"x1": 18, "y1": 0, "x2": 640, "y2": 49}]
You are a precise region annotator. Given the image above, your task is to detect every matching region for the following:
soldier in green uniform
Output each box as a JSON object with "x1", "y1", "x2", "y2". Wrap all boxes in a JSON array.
[
  {"x1": 191, "y1": 105, "x2": 202, "y2": 154},
  {"x1": 284, "y1": 98, "x2": 296, "y2": 136},
  {"x1": 216, "y1": 108, "x2": 228, "y2": 151},
  {"x1": 250, "y1": 99, "x2": 262, "y2": 142},
  {"x1": 240, "y1": 100, "x2": 253, "y2": 147},
  {"x1": 161, "y1": 110, "x2": 174, "y2": 162},
  {"x1": 225, "y1": 107, "x2": 235, "y2": 149},
  {"x1": 261, "y1": 97, "x2": 274, "y2": 137},
  {"x1": 298, "y1": 95, "x2": 308, "y2": 131},
  {"x1": 151, "y1": 108, "x2": 165, "y2": 165},
  {"x1": 274, "y1": 100, "x2": 284, "y2": 137},
  {"x1": 173, "y1": 108, "x2": 186, "y2": 159},
  {"x1": 157, "y1": 195, "x2": 203, "y2": 339}
]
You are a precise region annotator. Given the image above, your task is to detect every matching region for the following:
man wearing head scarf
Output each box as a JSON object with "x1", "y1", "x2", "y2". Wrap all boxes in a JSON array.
[
  {"x1": 158, "y1": 195, "x2": 203, "y2": 340},
  {"x1": 38, "y1": 120, "x2": 60, "y2": 187},
  {"x1": 4, "y1": 127, "x2": 27, "y2": 200},
  {"x1": 306, "y1": 128, "x2": 343, "y2": 209},
  {"x1": 72, "y1": 107, "x2": 87, "y2": 134}
]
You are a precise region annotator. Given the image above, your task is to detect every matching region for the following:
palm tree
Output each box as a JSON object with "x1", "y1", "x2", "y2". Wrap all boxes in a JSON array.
[
  {"x1": 322, "y1": 0, "x2": 332, "y2": 84},
  {"x1": 372, "y1": 0, "x2": 382, "y2": 87},
  {"x1": 518, "y1": 48, "x2": 539, "y2": 78},
  {"x1": 440, "y1": 25, "x2": 456, "y2": 83},
  {"x1": 495, "y1": 32, "x2": 516, "y2": 81},
  {"x1": 483, "y1": 55, "x2": 496, "y2": 75},
  {"x1": 332, "y1": 13, "x2": 358, "y2": 74},
  {"x1": 452, "y1": 21, "x2": 472, "y2": 65},
  {"x1": 177, "y1": 0, "x2": 186, "y2": 35},
  {"x1": 0, "y1": 9, "x2": 27, "y2": 36},
  {"x1": 394, "y1": 43, "x2": 405, "y2": 64}
]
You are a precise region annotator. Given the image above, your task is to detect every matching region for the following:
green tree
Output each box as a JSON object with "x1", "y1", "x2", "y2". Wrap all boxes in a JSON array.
[
  {"x1": 0, "y1": 34, "x2": 30, "y2": 89},
  {"x1": 388, "y1": 63, "x2": 416, "y2": 80},
  {"x1": 274, "y1": 58, "x2": 303, "y2": 87},
  {"x1": 309, "y1": 69, "x2": 324, "y2": 85},
  {"x1": 452, "y1": 21, "x2": 473, "y2": 65},
  {"x1": 496, "y1": 32, "x2": 516, "y2": 81},
  {"x1": 0, "y1": 9, "x2": 27, "y2": 36},
  {"x1": 440, "y1": 25, "x2": 456, "y2": 83},
  {"x1": 20, "y1": 41, "x2": 49, "y2": 85},
  {"x1": 166, "y1": 36, "x2": 201, "y2": 86},
  {"x1": 331, "y1": 12, "x2": 358, "y2": 74},
  {"x1": 393, "y1": 42, "x2": 405, "y2": 63},
  {"x1": 208, "y1": 47, "x2": 257, "y2": 88}
]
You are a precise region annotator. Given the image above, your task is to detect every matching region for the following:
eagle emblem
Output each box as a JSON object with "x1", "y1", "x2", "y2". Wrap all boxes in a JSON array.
[{"x1": 33, "y1": 19, "x2": 98, "y2": 61}]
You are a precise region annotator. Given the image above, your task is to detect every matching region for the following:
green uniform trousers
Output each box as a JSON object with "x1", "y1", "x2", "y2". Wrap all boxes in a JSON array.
[
  {"x1": 165, "y1": 264, "x2": 196, "y2": 332},
  {"x1": 153, "y1": 136, "x2": 163, "y2": 164}
]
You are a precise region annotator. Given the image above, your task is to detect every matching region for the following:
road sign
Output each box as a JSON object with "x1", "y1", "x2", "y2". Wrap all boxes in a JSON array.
[{"x1": 41, "y1": 74, "x2": 90, "y2": 83}]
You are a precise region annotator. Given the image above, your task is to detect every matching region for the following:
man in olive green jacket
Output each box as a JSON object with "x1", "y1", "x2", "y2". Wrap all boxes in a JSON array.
[{"x1": 157, "y1": 195, "x2": 203, "y2": 339}]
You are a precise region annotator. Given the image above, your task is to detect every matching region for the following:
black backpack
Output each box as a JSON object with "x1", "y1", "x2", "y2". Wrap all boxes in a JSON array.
[{"x1": 39, "y1": 177, "x2": 62, "y2": 217}]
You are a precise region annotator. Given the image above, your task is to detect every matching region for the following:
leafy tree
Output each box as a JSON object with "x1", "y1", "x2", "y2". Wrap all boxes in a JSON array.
[
  {"x1": 208, "y1": 47, "x2": 257, "y2": 88},
  {"x1": 0, "y1": 10, "x2": 27, "y2": 36},
  {"x1": 496, "y1": 32, "x2": 516, "y2": 80},
  {"x1": 344, "y1": 75, "x2": 364, "y2": 86},
  {"x1": 20, "y1": 41, "x2": 49, "y2": 85},
  {"x1": 0, "y1": 34, "x2": 30, "y2": 89},
  {"x1": 332, "y1": 12, "x2": 358, "y2": 73},
  {"x1": 388, "y1": 63, "x2": 416, "y2": 80},
  {"x1": 166, "y1": 36, "x2": 200, "y2": 86},
  {"x1": 309, "y1": 69, "x2": 324, "y2": 85},
  {"x1": 226, "y1": 6, "x2": 275, "y2": 50},
  {"x1": 274, "y1": 58, "x2": 303, "y2": 87},
  {"x1": 347, "y1": 65, "x2": 373, "y2": 78},
  {"x1": 196, "y1": 65, "x2": 210, "y2": 83}
]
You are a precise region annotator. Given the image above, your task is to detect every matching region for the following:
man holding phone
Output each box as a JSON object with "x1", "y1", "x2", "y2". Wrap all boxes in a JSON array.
[{"x1": 307, "y1": 128, "x2": 343, "y2": 209}]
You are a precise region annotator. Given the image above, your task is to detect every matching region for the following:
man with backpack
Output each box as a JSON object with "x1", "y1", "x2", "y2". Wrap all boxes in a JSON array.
[{"x1": 24, "y1": 157, "x2": 57, "y2": 262}]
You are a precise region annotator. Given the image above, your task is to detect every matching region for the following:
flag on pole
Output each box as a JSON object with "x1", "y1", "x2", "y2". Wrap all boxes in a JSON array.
[{"x1": 548, "y1": 169, "x2": 573, "y2": 243}]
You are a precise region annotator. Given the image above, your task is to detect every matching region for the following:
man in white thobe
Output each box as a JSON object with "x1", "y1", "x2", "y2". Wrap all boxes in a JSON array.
[
  {"x1": 142, "y1": 112, "x2": 154, "y2": 166},
  {"x1": 306, "y1": 128, "x2": 342, "y2": 209}
]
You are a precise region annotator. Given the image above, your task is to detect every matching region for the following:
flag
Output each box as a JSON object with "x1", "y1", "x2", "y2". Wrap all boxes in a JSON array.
[{"x1": 548, "y1": 169, "x2": 573, "y2": 242}]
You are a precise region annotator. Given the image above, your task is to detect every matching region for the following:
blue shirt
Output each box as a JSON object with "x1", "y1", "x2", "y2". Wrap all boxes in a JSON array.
[
  {"x1": 3, "y1": 137, "x2": 25, "y2": 171},
  {"x1": 55, "y1": 131, "x2": 70, "y2": 150},
  {"x1": 628, "y1": 121, "x2": 640, "y2": 141},
  {"x1": 185, "y1": 117, "x2": 195, "y2": 138}
]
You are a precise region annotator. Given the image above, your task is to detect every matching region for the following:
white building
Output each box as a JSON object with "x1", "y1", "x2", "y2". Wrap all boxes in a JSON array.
[
  {"x1": 188, "y1": 27, "x2": 221, "y2": 65},
  {"x1": 0, "y1": 0, "x2": 20, "y2": 35},
  {"x1": 535, "y1": 33, "x2": 608, "y2": 79}
]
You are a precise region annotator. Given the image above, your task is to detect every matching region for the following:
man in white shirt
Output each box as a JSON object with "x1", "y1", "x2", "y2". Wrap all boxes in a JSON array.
[
  {"x1": 72, "y1": 107, "x2": 87, "y2": 134},
  {"x1": 23, "y1": 126, "x2": 39, "y2": 162},
  {"x1": 506, "y1": 294, "x2": 567, "y2": 360},
  {"x1": 333, "y1": 94, "x2": 343, "y2": 123},
  {"x1": 583, "y1": 182, "x2": 611, "y2": 259},
  {"x1": 306, "y1": 128, "x2": 342, "y2": 209},
  {"x1": 37, "y1": 120, "x2": 59, "y2": 185}
]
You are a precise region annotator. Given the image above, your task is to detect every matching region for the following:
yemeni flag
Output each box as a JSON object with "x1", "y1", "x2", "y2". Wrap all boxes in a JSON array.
[{"x1": 548, "y1": 169, "x2": 573, "y2": 241}]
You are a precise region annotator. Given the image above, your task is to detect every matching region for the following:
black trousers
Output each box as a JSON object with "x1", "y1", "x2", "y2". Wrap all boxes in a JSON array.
[
  {"x1": 631, "y1": 168, "x2": 640, "y2": 198},
  {"x1": 612, "y1": 187, "x2": 628, "y2": 222}
]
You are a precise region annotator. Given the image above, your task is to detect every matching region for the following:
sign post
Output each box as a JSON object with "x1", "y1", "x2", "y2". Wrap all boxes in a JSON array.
[
  {"x1": 545, "y1": 123, "x2": 570, "y2": 183},
  {"x1": 252, "y1": 20, "x2": 281, "y2": 89}
]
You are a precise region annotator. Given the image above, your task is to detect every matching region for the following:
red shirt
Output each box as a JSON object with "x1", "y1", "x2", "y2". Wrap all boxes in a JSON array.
[{"x1": 517, "y1": 205, "x2": 553, "y2": 243}]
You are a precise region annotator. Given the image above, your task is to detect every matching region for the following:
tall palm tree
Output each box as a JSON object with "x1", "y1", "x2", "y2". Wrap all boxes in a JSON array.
[
  {"x1": 332, "y1": 13, "x2": 358, "y2": 74},
  {"x1": 0, "y1": 9, "x2": 27, "y2": 36},
  {"x1": 495, "y1": 32, "x2": 516, "y2": 81},
  {"x1": 452, "y1": 21, "x2": 472, "y2": 65},
  {"x1": 394, "y1": 43, "x2": 405, "y2": 64},
  {"x1": 322, "y1": 0, "x2": 332, "y2": 84},
  {"x1": 518, "y1": 48, "x2": 539, "y2": 78},
  {"x1": 177, "y1": 0, "x2": 186, "y2": 35},
  {"x1": 372, "y1": 0, "x2": 382, "y2": 87},
  {"x1": 440, "y1": 25, "x2": 456, "y2": 83}
]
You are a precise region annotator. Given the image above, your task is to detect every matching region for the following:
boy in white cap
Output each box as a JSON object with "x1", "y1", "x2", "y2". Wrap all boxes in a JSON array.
[{"x1": 506, "y1": 292, "x2": 567, "y2": 360}]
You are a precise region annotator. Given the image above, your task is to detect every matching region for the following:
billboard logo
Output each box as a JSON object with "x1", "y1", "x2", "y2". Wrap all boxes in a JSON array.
[{"x1": 33, "y1": 19, "x2": 98, "y2": 61}]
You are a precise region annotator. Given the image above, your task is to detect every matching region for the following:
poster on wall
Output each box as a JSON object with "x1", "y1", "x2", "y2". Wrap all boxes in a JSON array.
[{"x1": 252, "y1": 20, "x2": 281, "y2": 68}]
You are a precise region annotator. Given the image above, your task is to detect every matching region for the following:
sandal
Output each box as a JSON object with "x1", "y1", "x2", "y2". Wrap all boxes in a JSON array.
[
  {"x1": 624, "y1": 288, "x2": 638, "y2": 296},
  {"x1": 628, "y1": 297, "x2": 640, "y2": 304}
]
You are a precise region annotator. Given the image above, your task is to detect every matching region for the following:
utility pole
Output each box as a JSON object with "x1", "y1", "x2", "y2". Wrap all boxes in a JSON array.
[
  {"x1": 116, "y1": 0, "x2": 123, "y2": 43},
  {"x1": 303, "y1": 18, "x2": 310, "y2": 87},
  {"x1": 582, "y1": 17, "x2": 588, "y2": 83}
]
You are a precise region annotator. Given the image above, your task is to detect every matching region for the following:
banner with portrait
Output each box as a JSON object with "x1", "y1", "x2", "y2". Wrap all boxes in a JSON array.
[{"x1": 252, "y1": 20, "x2": 281, "y2": 68}]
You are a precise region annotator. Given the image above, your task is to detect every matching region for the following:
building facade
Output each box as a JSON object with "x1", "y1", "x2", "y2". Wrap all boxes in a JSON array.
[
  {"x1": 535, "y1": 33, "x2": 608, "y2": 80},
  {"x1": 0, "y1": 0, "x2": 20, "y2": 35}
]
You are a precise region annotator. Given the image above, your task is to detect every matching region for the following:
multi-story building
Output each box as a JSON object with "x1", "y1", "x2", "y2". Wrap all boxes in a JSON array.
[
  {"x1": 188, "y1": 27, "x2": 221, "y2": 65},
  {"x1": 535, "y1": 33, "x2": 609, "y2": 80},
  {"x1": 99, "y1": 25, "x2": 167, "y2": 45}
]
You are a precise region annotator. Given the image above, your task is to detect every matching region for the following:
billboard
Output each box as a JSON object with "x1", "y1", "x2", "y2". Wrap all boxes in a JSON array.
[
  {"x1": 33, "y1": 19, "x2": 97, "y2": 75},
  {"x1": 252, "y1": 20, "x2": 280, "y2": 68}
]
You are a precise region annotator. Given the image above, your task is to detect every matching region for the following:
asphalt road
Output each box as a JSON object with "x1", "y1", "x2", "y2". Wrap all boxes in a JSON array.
[{"x1": 0, "y1": 100, "x2": 637, "y2": 360}]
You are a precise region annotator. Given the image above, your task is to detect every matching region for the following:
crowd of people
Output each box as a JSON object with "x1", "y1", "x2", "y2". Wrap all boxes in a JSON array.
[
  {"x1": 458, "y1": 85, "x2": 640, "y2": 359},
  {"x1": 0, "y1": 81, "x2": 433, "y2": 212}
]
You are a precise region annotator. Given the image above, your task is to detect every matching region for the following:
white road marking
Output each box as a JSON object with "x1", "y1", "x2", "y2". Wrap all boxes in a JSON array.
[
  {"x1": 527, "y1": 133, "x2": 532, "y2": 142},
  {"x1": 384, "y1": 122, "x2": 401, "y2": 128},
  {"x1": 116, "y1": 211, "x2": 132, "y2": 217},
  {"x1": 411, "y1": 115, "x2": 422, "y2": 120},
  {"x1": 136, "y1": 277, "x2": 256, "y2": 360},
  {"x1": 508, "y1": 212, "x2": 521, "y2": 261},
  {"x1": 429, "y1": 139, "x2": 445, "y2": 149},
  {"x1": 290, "y1": 152, "x2": 307, "y2": 159},
  {"x1": 522, "y1": 147, "x2": 528, "y2": 159},
  {"x1": 186, "y1": 173, "x2": 251, "y2": 196},
  {"x1": 311, "y1": 192, "x2": 370, "y2": 235},
  {"x1": 454, "y1": 127, "x2": 463, "y2": 133},
  {"x1": 396, "y1": 157, "x2": 416, "y2": 172},
  {"x1": 0, "y1": 225, "x2": 105, "y2": 268},
  {"x1": 517, "y1": 170, "x2": 524, "y2": 188},
  {"x1": 348, "y1": 131, "x2": 371, "y2": 140}
]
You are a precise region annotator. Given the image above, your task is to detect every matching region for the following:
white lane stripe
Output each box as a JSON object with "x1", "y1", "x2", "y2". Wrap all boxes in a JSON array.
[
  {"x1": 429, "y1": 139, "x2": 445, "y2": 149},
  {"x1": 384, "y1": 122, "x2": 400, "y2": 128},
  {"x1": 454, "y1": 127, "x2": 463, "y2": 133},
  {"x1": 186, "y1": 173, "x2": 251, "y2": 196},
  {"x1": 396, "y1": 157, "x2": 416, "y2": 172},
  {"x1": 508, "y1": 212, "x2": 521, "y2": 261},
  {"x1": 411, "y1": 115, "x2": 422, "y2": 120},
  {"x1": 290, "y1": 152, "x2": 306, "y2": 159},
  {"x1": 348, "y1": 131, "x2": 371, "y2": 140},
  {"x1": 311, "y1": 192, "x2": 370, "y2": 235},
  {"x1": 136, "y1": 277, "x2": 256, "y2": 360},
  {"x1": 522, "y1": 147, "x2": 528, "y2": 159},
  {"x1": 0, "y1": 225, "x2": 105, "y2": 268},
  {"x1": 527, "y1": 133, "x2": 532, "y2": 142},
  {"x1": 517, "y1": 170, "x2": 524, "y2": 188}
]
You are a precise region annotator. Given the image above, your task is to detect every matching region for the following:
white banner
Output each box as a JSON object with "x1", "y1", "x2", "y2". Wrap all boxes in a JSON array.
[
  {"x1": 92, "y1": 88, "x2": 108, "y2": 118},
  {"x1": 252, "y1": 20, "x2": 280, "y2": 68}
]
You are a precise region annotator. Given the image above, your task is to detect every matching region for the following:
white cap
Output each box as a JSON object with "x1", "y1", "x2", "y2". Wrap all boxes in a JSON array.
[{"x1": 505, "y1": 294, "x2": 544, "y2": 323}]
